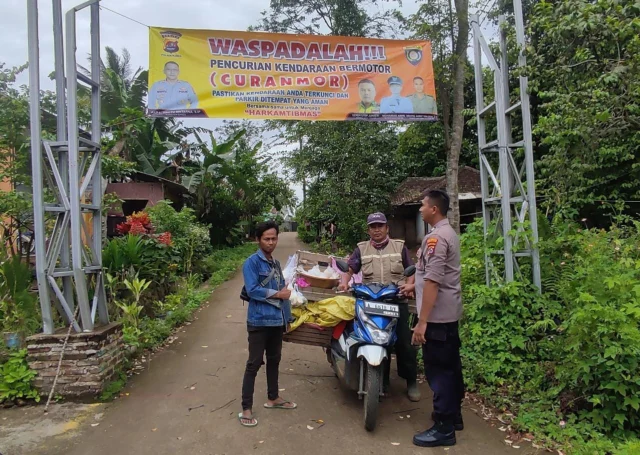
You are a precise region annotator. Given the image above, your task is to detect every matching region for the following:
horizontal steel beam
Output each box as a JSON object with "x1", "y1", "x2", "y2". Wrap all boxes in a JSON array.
[{"x1": 479, "y1": 101, "x2": 496, "y2": 117}]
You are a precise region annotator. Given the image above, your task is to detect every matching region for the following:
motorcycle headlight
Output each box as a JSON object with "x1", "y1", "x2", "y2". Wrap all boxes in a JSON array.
[
  {"x1": 369, "y1": 328, "x2": 390, "y2": 344},
  {"x1": 357, "y1": 306, "x2": 391, "y2": 345}
]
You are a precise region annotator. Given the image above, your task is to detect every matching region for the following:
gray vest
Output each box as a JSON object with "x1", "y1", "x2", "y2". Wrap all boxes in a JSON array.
[{"x1": 357, "y1": 239, "x2": 405, "y2": 284}]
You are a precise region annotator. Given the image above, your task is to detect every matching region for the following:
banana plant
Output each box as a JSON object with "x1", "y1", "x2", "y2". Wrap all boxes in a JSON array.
[{"x1": 181, "y1": 129, "x2": 260, "y2": 193}]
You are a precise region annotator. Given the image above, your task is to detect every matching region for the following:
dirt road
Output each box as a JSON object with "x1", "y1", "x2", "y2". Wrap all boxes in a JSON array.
[{"x1": 4, "y1": 233, "x2": 534, "y2": 455}]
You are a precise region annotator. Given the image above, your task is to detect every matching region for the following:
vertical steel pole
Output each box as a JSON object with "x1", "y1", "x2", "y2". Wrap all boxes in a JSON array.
[
  {"x1": 27, "y1": 0, "x2": 54, "y2": 334},
  {"x1": 494, "y1": 68, "x2": 515, "y2": 281},
  {"x1": 471, "y1": 14, "x2": 491, "y2": 286},
  {"x1": 513, "y1": 0, "x2": 541, "y2": 290},
  {"x1": 52, "y1": 0, "x2": 66, "y2": 140},
  {"x1": 65, "y1": 8, "x2": 92, "y2": 331},
  {"x1": 52, "y1": 0, "x2": 76, "y2": 317},
  {"x1": 90, "y1": 1, "x2": 108, "y2": 324},
  {"x1": 499, "y1": 16, "x2": 512, "y2": 145}
]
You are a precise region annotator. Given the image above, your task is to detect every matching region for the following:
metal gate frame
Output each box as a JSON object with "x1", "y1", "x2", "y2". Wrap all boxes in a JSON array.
[
  {"x1": 470, "y1": 2, "x2": 542, "y2": 290},
  {"x1": 27, "y1": 0, "x2": 108, "y2": 334}
]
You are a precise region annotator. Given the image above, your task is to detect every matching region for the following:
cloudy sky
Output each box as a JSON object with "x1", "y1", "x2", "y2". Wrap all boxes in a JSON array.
[
  {"x1": 2, "y1": 0, "x2": 420, "y2": 202},
  {"x1": 3, "y1": 0, "x2": 493, "y2": 204},
  {"x1": 5, "y1": 0, "x2": 422, "y2": 102}
]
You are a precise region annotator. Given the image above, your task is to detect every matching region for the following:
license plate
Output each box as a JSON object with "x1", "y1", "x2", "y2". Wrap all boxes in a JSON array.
[{"x1": 363, "y1": 301, "x2": 400, "y2": 318}]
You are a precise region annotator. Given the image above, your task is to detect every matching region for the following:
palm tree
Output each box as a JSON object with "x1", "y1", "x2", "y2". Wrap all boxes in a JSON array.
[{"x1": 87, "y1": 47, "x2": 148, "y2": 123}]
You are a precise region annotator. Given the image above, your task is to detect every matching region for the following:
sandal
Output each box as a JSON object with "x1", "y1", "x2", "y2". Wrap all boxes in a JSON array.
[
  {"x1": 238, "y1": 412, "x2": 258, "y2": 427},
  {"x1": 264, "y1": 398, "x2": 297, "y2": 410}
]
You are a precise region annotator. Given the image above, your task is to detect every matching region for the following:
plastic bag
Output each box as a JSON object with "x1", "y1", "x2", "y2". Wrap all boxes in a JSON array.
[
  {"x1": 282, "y1": 254, "x2": 298, "y2": 285},
  {"x1": 287, "y1": 282, "x2": 308, "y2": 307},
  {"x1": 296, "y1": 277, "x2": 311, "y2": 288},
  {"x1": 305, "y1": 265, "x2": 324, "y2": 278},
  {"x1": 303, "y1": 264, "x2": 340, "y2": 279}
]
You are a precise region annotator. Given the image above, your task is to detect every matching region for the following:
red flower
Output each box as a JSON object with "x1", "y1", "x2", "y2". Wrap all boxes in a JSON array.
[
  {"x1": 157, "y1": 232, "x2": 172, "y2": 246},
  {"x1": 116, "y1": 222, "x2": 131, "y2": 234},
  {"x1": 129, "y1": 212, "x2": 151, "y2": 229},
  {"x1": 116, "y1": 211, "x2": 154, "y2": 236},
  {"x1": 128, "y1": 222, "x2": 147, "y2": 236}
]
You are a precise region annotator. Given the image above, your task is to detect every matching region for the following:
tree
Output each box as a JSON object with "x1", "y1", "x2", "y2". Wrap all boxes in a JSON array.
[
  {"x1": 254, "y1": 0, "x2": 411, "y2": 248},
  {"x1": 181, "y1": 129, "x2": 251, "y2": 192},
  {"x1": 0, "y1": 63, "x2": 57, "y2": 257},
  {"x1": 252, "y1": 0, "x2": 401, "y2": 37},
  {"x1": 85, "y1": 47, "x2": 148, "y2": 123},
  {"x1": 404, "y1": 0, "x2": 470, "y2": 232},
  {"x1": 288, "y1": 121, "x2": 402, "y2": 246},
  {"x1": 395, "y1": 117, "x2": 478, "y2": 178},
  {"x1": 0, "y1": 63, "x2": 31, "y2": 186},
  {"x1": 527, "y1": 0, "x2": 640, "y2": 220}
]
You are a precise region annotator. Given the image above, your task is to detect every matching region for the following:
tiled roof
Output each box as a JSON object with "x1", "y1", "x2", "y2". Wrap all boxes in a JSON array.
[{"x1": 391, "y1": 167, "x2": 481, "y2": 206}]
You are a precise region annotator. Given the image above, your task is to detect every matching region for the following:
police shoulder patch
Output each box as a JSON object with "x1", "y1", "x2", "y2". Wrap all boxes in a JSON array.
[{"x1": 426, "y1": 237, "x2": 438, "y2": 255}]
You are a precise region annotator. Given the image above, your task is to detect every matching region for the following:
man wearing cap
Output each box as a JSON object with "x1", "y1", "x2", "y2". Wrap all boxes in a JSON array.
[
  {"x1": 380, "y1": 76, "x2": 414, "y2": 114},
  {"x1": 338, "y1": 212, "x2": 420, "y2": 402},
  {"x1": 148, "y1": 61, "x2": 198, "y2": 110}
]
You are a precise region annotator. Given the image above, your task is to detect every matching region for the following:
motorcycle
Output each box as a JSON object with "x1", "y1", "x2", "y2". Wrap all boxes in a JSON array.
[{"x1": 329, "y1": 259, "x2": 416, "y2": 431}]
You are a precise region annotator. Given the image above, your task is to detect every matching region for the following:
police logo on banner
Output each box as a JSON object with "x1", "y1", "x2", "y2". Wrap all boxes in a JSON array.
[
  {"x1": 161, "y1": 31, "x2": 182, "y2": 53},
  {"x1": 404, "y1": 46, "x2": 423, "y2": 66}
]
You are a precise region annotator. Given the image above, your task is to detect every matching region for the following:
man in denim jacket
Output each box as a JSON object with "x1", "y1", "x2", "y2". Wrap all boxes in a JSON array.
[{"x1": 239, "y1": 221, "x2": 297, "y2": 427}]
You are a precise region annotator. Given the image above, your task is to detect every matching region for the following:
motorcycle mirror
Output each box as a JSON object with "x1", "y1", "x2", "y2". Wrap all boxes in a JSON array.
[
  {"x1": 403, "y1": 265, "x2": 416, "y2": 277},
  {"x1": 335, "y1": 259, "x2": 349, "y2": 273}
]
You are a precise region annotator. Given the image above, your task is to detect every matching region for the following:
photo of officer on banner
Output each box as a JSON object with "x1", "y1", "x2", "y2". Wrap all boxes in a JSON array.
[
  {"x1": 148, "y1": 61, "x2": 199, "y2": 110},
  {"x1": 380, "y1": 76, "x2": 413, "y2": 114}
]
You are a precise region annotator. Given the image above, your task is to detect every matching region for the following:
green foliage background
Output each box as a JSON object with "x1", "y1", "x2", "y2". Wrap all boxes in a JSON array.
[{"x1": 460, "y1": 219, "x2": 640, "y2": 453}]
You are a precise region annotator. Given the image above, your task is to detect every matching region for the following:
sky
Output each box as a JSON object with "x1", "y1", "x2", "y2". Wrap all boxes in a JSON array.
[{"x1": 2, "y1": 0, "x2": 495, "y2": 205}]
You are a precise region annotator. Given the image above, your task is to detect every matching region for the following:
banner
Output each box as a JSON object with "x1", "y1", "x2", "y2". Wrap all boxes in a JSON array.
[{"x1": 148, "y1": 28, "x2": 437, "y2": 122}]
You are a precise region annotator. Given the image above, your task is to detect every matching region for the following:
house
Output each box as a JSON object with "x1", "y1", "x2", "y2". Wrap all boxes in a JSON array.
[
  {"x1": 104, "y1": 171, "x2": 189, "y2": 237},
  {"x1": 389, "y1": 167, "x2": 482, "y2": 249},
  {"x1": 280, "y1": 207, "x2": 297, "y2": 232}
]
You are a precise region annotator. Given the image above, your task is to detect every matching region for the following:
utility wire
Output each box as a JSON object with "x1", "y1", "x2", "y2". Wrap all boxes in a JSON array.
[{"x1": 100, "y1": 5, "x2": 150, "y2": 28}]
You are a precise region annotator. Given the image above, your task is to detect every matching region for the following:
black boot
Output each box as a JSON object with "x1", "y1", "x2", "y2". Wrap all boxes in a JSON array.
[
  {"x1": 431, "y1": 411, "x2": 464, "y2": 431},
  {"x1": 413, "y1": 422, "x2": 456, "y2": 448}
]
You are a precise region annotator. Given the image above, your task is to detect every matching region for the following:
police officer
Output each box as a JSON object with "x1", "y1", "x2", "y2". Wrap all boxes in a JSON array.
[
  {"x1": 408, "y1": 77, "x2": 437, "y2": 114},
  {"x1": 357, "y1": 79, "x2": 380, "y2": 113},
  {"x1": 380, "y1": 76, "x2": 414, "y2": 114},
  {"x1": 148, "y1": 61, "x2": 198, "y2": 110},
  {"x1": 338, "y1": 212, "x2": 420, "y2": 402},
  {"x1": 405, "y1": 190, "x2": 464, "y2": 448}
]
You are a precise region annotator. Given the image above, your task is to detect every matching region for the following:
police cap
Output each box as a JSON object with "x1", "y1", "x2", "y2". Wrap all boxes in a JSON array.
[{"x1": 387, "y1": 76, "x2": 403, "y2": 86}]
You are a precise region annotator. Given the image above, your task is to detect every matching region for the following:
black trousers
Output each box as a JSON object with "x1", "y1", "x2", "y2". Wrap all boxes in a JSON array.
[
  {"x1": 385, "y1": 302, "x2": 418, "y2": 385},
  {"x1": 241, "y1": 325, "x2": 284, "y2": 411},
  {"x1": 422, "y1": 321, "x2": 465, "y2": 426}
]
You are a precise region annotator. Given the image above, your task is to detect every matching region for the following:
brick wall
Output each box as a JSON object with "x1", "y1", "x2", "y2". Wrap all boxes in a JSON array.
[{"x1": 26, "y1": 323, "x2": 124, "y2": 398}]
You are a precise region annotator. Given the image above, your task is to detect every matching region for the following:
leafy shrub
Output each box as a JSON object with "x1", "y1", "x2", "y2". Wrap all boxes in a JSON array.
[
  {"x1": 193, "y1": 182, "x2": 245, "y2": 247},
  {"x1": 0, "y1": 349, "x2": 39, "y2": 402},
  {"x1": 297, "y1": 223, "x2": 316, "y2": 244},
  {"x1": 201, "y1": 243, "x2": 256, "y2": 287},
  {"x1": 0, "y1": 254, "x2": 38, "y2": 334},
  {"x1": 101, "y1": 155, "x2": 135, "y2": 182},
  {"x1": 460, "y1": 218, "x2": 640, "y2": 448},
  {"x1": 103, "y1": 234, "x2": 145, "y2": 275},
  {"x1": 147, "y1": 201, "x2": 212, "y2": 273},
  {"x1": 116, "y1": 243, "x2": 253, "y2": 351},
  {"x1": 103, "y1": 234, "x2": 180, "y2": 300}
]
